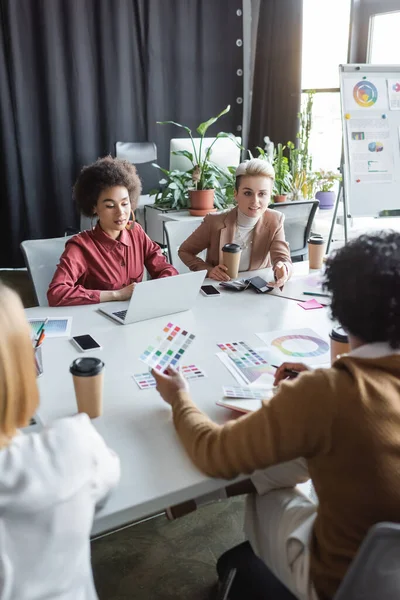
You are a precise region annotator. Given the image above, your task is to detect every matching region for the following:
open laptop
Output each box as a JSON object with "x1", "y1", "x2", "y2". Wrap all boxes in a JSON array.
[{"x1": 98, "y1": 270, "x2": 207, "y2": 325}]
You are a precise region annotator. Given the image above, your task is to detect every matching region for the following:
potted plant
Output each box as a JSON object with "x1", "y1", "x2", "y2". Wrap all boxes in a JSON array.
[
  {"x1": 314, "y1": 169, "x2": 342, "y2": 209},
  {"x1": 285, "y1": 92, "x2": 315, "y2": 201},
  {"x1": 272, "y1": 143, "x2": 292, "y2": 202},
  {"x1": 157, "y1": 106, "x2": 241, "y2": 216},
  {"x1": 150, "y1": 166, "x2": 193, "y2": 210}
]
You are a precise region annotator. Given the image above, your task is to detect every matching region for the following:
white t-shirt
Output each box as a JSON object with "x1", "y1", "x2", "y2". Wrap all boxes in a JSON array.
[{"x1": 0, "y1": 413, "x2": 120, "y2": 600}]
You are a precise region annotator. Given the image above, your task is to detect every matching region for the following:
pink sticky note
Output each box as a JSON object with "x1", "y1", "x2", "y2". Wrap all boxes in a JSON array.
[{"x1": 297, "y1": 298, "x2": 324, "y2": 310}]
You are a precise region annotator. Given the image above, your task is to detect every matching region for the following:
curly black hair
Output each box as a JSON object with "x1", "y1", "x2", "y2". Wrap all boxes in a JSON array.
[
  {"x1": 323, "y1": 231, "x2": 400, "y2": 349},
  {"x1": 73, "y1": 156, "x2": 142, "y2": 217}
]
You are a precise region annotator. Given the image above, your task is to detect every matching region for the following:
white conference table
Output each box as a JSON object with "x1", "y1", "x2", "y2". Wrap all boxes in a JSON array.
[{"x1": 26, "y1": 265, "x2": 332, "y2": 536}]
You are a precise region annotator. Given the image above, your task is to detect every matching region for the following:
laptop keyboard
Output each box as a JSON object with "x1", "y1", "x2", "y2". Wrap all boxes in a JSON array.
[{"x1": 113, "y1": 310, "x2": 127, "y2": 320}]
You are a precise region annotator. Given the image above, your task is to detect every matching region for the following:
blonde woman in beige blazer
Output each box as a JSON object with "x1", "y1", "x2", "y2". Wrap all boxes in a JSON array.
[{"x1": 178, "y1": 159, "x2": 292, "y2": 287}]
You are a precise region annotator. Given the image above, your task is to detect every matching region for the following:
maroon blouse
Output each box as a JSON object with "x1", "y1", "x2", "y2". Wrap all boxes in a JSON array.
[{"x1": 47, "y1": 223, "x2": 178, "y2": 306}]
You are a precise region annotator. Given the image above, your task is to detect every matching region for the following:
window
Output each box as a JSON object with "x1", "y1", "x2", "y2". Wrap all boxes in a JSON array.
[
  {"x1": 369, "y1": 11, "x2": 400, "y2": 64},
  {"x1": 301, "y1": 0, "x2": 351, "y2": 170}
]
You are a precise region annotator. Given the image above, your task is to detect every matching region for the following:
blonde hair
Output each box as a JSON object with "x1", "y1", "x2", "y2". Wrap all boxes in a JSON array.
[
  {"x1": 235, "y1": 158, "x2": 275, "y2": 191},
  {"x1": 0, "y1": 285, "x2": 39, "y2": 438}
]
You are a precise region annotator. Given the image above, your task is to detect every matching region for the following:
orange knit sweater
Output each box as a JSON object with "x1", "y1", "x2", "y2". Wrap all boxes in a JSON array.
[{"x1": 170, "y1": 355, "x2": 400, "y2": 599}]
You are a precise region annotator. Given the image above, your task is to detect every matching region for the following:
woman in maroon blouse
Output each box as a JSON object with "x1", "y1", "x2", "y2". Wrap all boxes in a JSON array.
[{"x1": 48, "y1": 156, "x2": 178, "y2": 306}]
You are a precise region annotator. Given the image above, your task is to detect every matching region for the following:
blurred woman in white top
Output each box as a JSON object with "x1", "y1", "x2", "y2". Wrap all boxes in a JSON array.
[{"x1": 0, "y1": 284, "x2": 120, "y2": 600}]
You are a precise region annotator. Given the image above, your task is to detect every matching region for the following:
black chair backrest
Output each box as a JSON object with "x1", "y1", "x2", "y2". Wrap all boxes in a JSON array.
[{"x1": 269, "y1": 200, "x2": 319, "y2": 258}]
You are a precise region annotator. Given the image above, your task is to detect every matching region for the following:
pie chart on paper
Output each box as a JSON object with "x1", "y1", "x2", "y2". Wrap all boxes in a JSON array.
[{"x1": 353, "y1": 80, "x2": 378, "y2": 108}]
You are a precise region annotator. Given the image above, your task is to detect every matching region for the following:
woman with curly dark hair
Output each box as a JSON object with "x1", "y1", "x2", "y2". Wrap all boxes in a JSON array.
[
  {"x1": 48, "y1": 156, "x2": 178, "y2": 306},
  {"x1": 151, "y1": 231, "x2": 400, "y2": 600}
]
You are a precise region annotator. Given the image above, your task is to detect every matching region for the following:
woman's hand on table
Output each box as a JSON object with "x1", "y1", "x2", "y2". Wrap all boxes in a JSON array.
[
  {"x1": 273, "y1": 362, "x2": 310, "y2": 386},
  {"x1": 115, "y1": 282, "x2": 136, "y2": 301},
  {"x1": 152, "y1": 367, "x2": 189, "y2": 406},
  {"x1": 208, "y1": 265, "x2": 231, "y2": 282},
  {"x1": 268, "y1": 261, "x2": 289, "y2": 289}
]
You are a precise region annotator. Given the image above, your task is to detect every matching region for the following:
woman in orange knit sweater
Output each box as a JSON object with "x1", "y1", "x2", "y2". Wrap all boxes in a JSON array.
[{"x1": 153, "y1": 231, "x2": 400, "y2": 600}]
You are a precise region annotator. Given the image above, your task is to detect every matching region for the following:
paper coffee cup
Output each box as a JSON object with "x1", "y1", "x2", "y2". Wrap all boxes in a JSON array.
[
  {"x1": 329, "y1": 326, "x2": 350, "y2": 364},
  {"x1": 308, "y1": 235, "x2": 326, "y2": 269},
  {"x1": 70, "y1": 357, "x2": 105, "y2": 418},
  {"x1": 222, "y1": 243, "x2": 242, "y2": 279}
]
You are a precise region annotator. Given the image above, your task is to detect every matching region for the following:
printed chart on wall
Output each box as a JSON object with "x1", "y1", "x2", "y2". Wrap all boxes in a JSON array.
[
  {"x1": 346, "y1": 116, "x2": 393, "y2": 184},
  {"x1": 256, "y1": 328, "x2": 330, "y2": 366},
  {"x1": 387, "y1": 79, "x2": 400, "y2": 111},
  {"x1": 340, "y1": 66, "x2": 400, "y2": 217}
]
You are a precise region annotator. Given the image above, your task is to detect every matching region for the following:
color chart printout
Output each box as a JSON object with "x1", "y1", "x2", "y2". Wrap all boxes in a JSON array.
[
  {"x1": 132, "y1": 364, "x2": 206, "y2": 390},
  {"x1": 217, "y1": 341, "x2": 276, "y2": 385},
  {"x1": 140, "y1": 322, "x2": 196, "y2": 372}
]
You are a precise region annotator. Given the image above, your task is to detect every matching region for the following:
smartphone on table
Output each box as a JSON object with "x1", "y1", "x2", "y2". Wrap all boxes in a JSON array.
[
  {"x1": 71, "y1": 334, "x2": 102, "y2": 352},
  {"x1": 201, "y1": 284, "x2": 221, "y2": 297}
]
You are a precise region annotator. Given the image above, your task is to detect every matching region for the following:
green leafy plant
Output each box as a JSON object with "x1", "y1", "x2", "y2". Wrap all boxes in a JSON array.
[
  {"x1": 157, "y1": 105, "x2": 241, "y2": 191},
  {"x1": 272, "y1": 143, "x2": 292, "y2": 196},
  {"x1": 285, "y1": 91, "x2": 316, "y2": 200},
  {"x1": 152, "y1": 106, "x2": 241, "y2": 210},
  {"x1": 150, "y1": 166, "x2": 193, "y2": 210},
  {"x1": 314, "y1": 169, "x2": 342, "y2": 193}
]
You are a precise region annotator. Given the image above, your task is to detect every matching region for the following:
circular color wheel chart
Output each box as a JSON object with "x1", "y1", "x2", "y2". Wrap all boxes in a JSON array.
[
  {"x1": 353, "y1": 81, "x2": 378, "y2": 108},
  {"x1": 272, "y1": 334, "x2": 329, "y2": 358}
]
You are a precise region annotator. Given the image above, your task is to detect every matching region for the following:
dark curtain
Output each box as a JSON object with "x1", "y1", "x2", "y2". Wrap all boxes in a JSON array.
[
  {"x1": 0, "y1": 0, "x2": 242, "y2": 267},
  {"x1": 248, "y1": 0, "x2": 303, "y2": 153}
]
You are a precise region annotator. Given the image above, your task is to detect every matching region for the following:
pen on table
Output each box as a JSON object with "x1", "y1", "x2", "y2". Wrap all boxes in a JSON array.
[
  {"x1": 272, "y1": 364, "x2": 300, "y2": 377},
  {"x1": 35, "y1": 330, "x2": 45, "y2": 348},
  {"x1": 36, "y1": 317, "x2": 49, "y2": 338},
  {"x1": 303, "y1": 291, "x2": 330, "y2": 298}
]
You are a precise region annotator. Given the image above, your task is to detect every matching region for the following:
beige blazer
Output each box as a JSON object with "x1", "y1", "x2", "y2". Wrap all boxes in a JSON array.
[{"x1": 178, "y1": 207, "x2": 292, "y2": 276}]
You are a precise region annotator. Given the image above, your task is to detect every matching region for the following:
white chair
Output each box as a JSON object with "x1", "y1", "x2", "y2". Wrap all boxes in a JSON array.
[
  {"x1": 116, "y1": 141, "x2": 159, "y2": 231},
  {"x1": 79, "y1": 142, "x2": 159, "y2": 232},
  {"x1": 163, "y1": 220, "x2": 205, "y2": 274},
  {"x1": 20, "y1": 236, "x2": 72, "y2": 306}
]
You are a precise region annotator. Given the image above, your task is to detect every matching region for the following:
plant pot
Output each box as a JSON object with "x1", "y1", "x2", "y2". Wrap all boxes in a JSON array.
[
  {"x1": 273, "y1": 194, "x2": 287, "y2": 203},
  {"x1": 316, "y1": 190, "x2": 335, "y2": 210},
  {"x1": 189, "y1": 190, "x2": 217, "y2": 217}
]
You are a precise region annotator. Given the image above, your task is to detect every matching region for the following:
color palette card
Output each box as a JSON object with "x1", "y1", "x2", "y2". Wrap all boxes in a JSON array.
[
  {"x1": 29, "y1": 317, "x2": 72, "y2": 338},
  {"x1": 180, "y1": 364, "x2": 207, "y2": 380},
  {"x1": 132, "y1": 372, "x2": 157, "y2": 389},
  {"x1": 223, "y1": 386, "x2": 274, "y2": 400},
  {"x1": 216, "y1": 341, "x2": 276, "y2": 385},
  {"x1": 140, "y1": 322, "x2": 196, "y2": 372},
  {"x1": 132, "y1": 364, "x2": 206, "y2": 390}
]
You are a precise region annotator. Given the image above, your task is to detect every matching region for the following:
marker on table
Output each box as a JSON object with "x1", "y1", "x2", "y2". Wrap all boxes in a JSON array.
[
  {"x1": 272, "y1": 364, "x2": 300, "y2": 377},
  {"x1": 303, "y1": 291, "x2": 330, "y2": 298},
  {"x1": 36, "y1": 317, "x2": 49, "y2": 338},
  {"x1": 35, "y1": 330, "x2": 46, "y2": 348}
]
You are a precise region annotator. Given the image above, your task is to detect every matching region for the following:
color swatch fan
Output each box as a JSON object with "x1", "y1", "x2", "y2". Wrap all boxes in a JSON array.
[{"x1": 140, "y1": 322, "x2": 196, "y2": 372}]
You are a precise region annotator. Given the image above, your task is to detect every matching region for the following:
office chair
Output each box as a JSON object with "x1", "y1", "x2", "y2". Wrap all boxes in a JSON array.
[
  {"x1": 20, "y1": 236, "x2": 72, "y2": 306},
  {"x1": 269, "y1": 200, "x2": 319, "y2": 261},
  {"x1": 216, "y1": 522, "x2": 400, "y2": 600},
  {"x1": 163, "y1": 220, "x2": 205, "y2": 274},
  {"x1": 334, "y1": 522, "x2": 400, "y2": 600}
]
